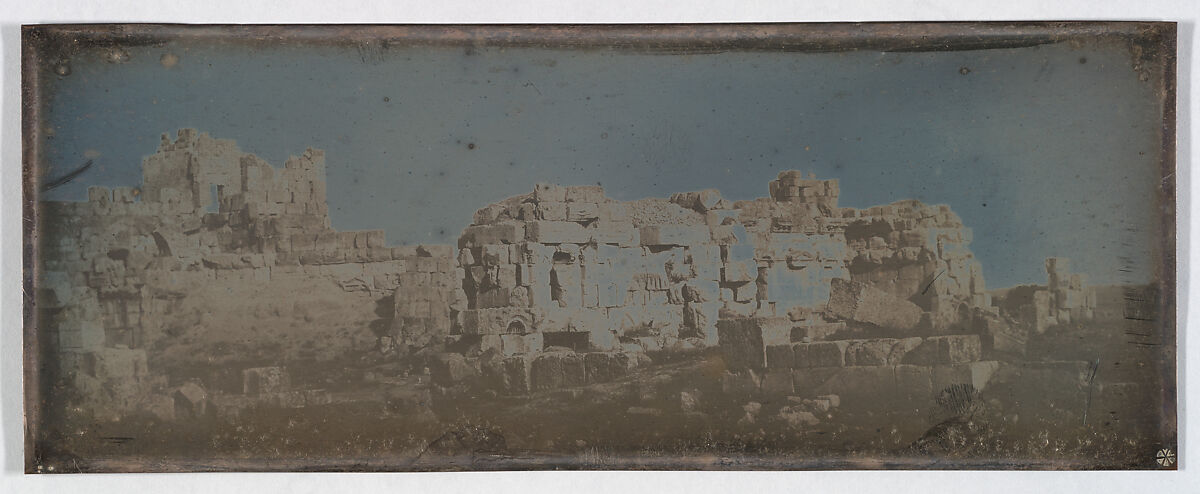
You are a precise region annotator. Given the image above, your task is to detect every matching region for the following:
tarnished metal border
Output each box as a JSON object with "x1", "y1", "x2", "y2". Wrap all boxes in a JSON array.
[{"x1": 20, "y1": 22, "x2": 1178, "y2": 472}]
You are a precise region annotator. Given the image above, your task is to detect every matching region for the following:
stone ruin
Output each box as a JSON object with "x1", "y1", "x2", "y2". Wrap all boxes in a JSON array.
[
  {"x1": 1033, "y1": 257, "x2": 1097, "y2": 331},
  {"x1": 34, "y1": 129, "x2": 1099, "y2": 426},
  {"x1": 427, "y1": 170, "x2": 998, "y2": 398},
  {"x1": 36, "y1": 129, "x2": 458, "y2": 421}
]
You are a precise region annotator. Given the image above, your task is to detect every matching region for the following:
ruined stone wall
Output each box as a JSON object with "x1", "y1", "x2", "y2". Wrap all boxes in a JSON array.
[
  {"x1": 36, "y1": 129, "x2": 456, "y2": 420},
  {"x1": 439, "y1": 170, "x2": 991, "y2": 395},
  {"x1": 1007, "y1": 257, "x2": 1097, "y2": 333},
  {"x1": 843, "y1": 201, "x2": 988, "y2": 330},
  {"x1": 37, "y1": 129, "x2": 997, "y2": 413},
  {"x1": 717, "y1": 316, "x2": 995, "y2": 415}
]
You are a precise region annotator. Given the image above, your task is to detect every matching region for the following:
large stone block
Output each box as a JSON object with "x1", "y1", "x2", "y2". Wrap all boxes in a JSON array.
[
  {"x1": 716, "y1": 317, "x2": 792, "y2": 370},
  {"x1": 843, "y1": 339, "x2": 897, "y2": 366},
  {"x1": 566, "y1": 203, "x2": 601, "y2": 222},
  {"x1": 531, "y1": 353, "x2": 565, "y2": 391},
  {"x1": 475, "y1": 287, "x2": 512, "y2": 309},
  {"x1": 793, "y1": 340, "x2": 849, "y2": 368},
  {"x1": 518, "y1": 262, "x2": 551, "y2": 287},
  {"x1": 460, "y1": 222, "x2": 526, "y2": 247},
  {"x1": 902, "y1": 335, "x2": 982, "y2": 365},
  {"x1": 597, "y1": 203, "x2": 629, "y2": 222},
  {"x1": 560, "y1": 352, "x2": 587, "y2": 387},
  {"x1": 584, "y1": 351, "x2": 637, "y2": 383},
  {"x1": 789, "y1": 321, "x2": 847, "y2": 342},
  {"x1": 501, "y1": 355, "x2": 534, "y2": 394},
  {"x1": 533, "y1": 183, "x2": 568, "y2": 202},
  {"x1": 536, "y1": 202, "x2": 568, "y2": 221},
  {"x1": 639, "y1": 225, "x2": 711, "y2": 247},
  {"x1": 765, "y1": 344, "x2": 795, "y2": 369},
  {"x1": 525, "y1": 221, "x2": 590, "y2": 244},
  {"x1": 589, "y1": 223, "x2": 639, "y2": 246},
  {"x1": 173, "y1": 381, "x2": 209, "y2": 419},
  {"x1": 826, "y1": 278, "x2": 922, "y2": 330},
  {"x1": 565, "y1": 185, "x2": 606, "y2": 203}
]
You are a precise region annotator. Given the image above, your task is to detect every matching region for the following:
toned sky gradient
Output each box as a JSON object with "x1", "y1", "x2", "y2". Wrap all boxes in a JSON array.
[{"x1": 36, "y1": 38, "x2": 1167, "y2": 288}]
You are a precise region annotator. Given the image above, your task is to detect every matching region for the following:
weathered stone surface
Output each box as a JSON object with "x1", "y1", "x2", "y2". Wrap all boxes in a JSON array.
[
  {"x1": 583, "y1": 351, "x2": 636, "y2": 383},
  {"x1": 531, "y1": 353, "x2": 565, "y2": 391},
  {"x1": 639, "y1": 225, "x2": 711, "y2": 247},
  {"x1": 173, "y1": 381, "x2": 209, "y2": 418},
  {"x1": 533, "y1": 183, "x2": 568, "y2": 202},
  {"x1": 500, "y1": 332, "x2": 544, "y2": 356},
  {"x1": 902, "y1": 335, "x2": 982, "y2": 365},
  {"x1": 826, "y1": 278, "x2": 923, "y2": 330},
  {"x1": 565, "y1": 185, "x2": 605, "y2": 203},
  {"x1": 793, "y1": 341, "x2": 849, "y2": 368},
  {"x1": 788, "y1": 321, "x2": 846, "y2": 342},
  {"x1": 844, "y1": 338, "x2": 898, "y2": 366},
  {"x1": 765, "y1": 344, "x2": 795, "y2": 369},
  {"x1": 460, "y1": 222, "x2": 526, "y2": 247},
  {"x1": 842, "y1": 337, "x2": 924, "y2": 366},
  {"x1": 716, "y1": 317, "x2": 792, "y2": 370},
  {"x1": 525, "y1": 221, "x2": 590, "y2": 244},
  {"x1": 501, "y1": 355, "x2": 534, "y2": 394},
  {"x1": 460, "y1": 307, "x2": 540, "y2": 335},
  {"x1": 560, "y1": 352, "x2": 587, "y2": 387}
]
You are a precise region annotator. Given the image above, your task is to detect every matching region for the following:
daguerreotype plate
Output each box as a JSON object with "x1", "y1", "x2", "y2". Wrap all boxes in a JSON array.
[{"x1": 21, "y1": 23, "x2": 1177, "y2": 472}]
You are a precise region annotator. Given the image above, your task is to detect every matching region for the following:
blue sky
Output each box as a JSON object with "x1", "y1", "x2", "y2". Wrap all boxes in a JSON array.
[{"x1": 36, "y1": 38, "x2": 1167, "y2": 288}]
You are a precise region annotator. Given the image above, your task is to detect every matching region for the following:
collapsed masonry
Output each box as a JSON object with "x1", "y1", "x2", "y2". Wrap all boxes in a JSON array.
[
  {"x1": 37, "y1": 129, "x2": 457, "y2": 421},
  {"x1": 428, "y1": 171, "x2": 1005, "y2": 395},
  {"x1": 35, "y1": 129, "x2": 1097, "y2": 424}
]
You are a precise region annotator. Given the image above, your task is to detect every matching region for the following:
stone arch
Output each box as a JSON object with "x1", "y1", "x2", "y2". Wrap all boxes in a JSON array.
[{"x1": 505, "y1": 312, "x2": 534, "y2": 334}]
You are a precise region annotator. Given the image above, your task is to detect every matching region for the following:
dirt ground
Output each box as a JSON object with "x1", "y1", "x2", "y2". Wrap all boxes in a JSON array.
[{"x1": 39, "y1": 314, "x2": 1174, "y2": 471}]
